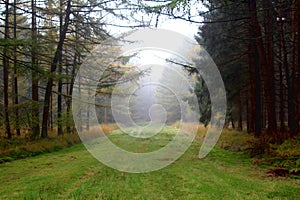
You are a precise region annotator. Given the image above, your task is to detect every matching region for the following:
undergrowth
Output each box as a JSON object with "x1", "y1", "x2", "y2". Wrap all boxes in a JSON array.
[
  {"x1": 0, "y1": 134, "x2": 81, "y2": 163},
  {"x1": 0, "y1": 123, "x2": 118, "y2": 163},
  {"x1": 215, "y1": 129, "x2": 300, "y2": 178},
  {"x1": 1, "y1": 122, "x2": 299, "y2": 178}
]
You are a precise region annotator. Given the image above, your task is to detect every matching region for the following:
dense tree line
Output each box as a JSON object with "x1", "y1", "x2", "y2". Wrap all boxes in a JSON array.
[
  {"x1": 141, "y1": 0, "x2": 300, "y2": 143},
  {"x1": 1, "y1": 0, "x2": 299, "y2": 145},
  {"x1": 195, "y1": 0, "x2": 300, "y2": 143},
  {"x1": 0, "y1": 0, "x2": 145, "y2": 139}
]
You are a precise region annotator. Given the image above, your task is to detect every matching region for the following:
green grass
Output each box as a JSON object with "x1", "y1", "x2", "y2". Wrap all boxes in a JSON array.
[
  {"x1": 0, "y1": 128, "x2": 300, "y2": 199},
  {"x1": 109, "y1": 126, "x2": 178, "y2": 152}
]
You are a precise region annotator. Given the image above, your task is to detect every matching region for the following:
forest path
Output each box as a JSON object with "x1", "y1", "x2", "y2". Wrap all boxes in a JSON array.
[{"x1": 0, "y1": 134, "x2": 299, "y2": 200}]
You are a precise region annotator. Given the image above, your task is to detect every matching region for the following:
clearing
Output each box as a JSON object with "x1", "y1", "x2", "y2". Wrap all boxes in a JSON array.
[{"x1": 0, "y1": 129, "x2": 299, "y2": 199}]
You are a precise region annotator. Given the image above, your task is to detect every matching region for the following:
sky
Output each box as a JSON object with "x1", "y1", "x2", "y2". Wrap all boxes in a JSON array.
[
  {"x1": 158, "y1": 19, "x2": 199, "y2": 40},
  {"x1": 104, "y1": 4, "x2": 202, "y2": 108},
  {"x1": 116, "y1": 17, "x2": 199, "y2": 91}
]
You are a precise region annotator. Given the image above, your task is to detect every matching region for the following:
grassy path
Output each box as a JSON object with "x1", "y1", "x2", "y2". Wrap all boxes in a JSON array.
[{"x1": 0, "y1": 134, "x2": 299, "y2": 199}]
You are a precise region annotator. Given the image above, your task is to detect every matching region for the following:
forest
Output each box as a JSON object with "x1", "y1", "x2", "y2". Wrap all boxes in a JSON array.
[{"x1": 0, "y1": 0, "x2": 300, "y2": 199}]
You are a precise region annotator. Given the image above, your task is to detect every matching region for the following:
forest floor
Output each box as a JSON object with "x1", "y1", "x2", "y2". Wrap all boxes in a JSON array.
[{"x1": 0, "y1": 127, "x2": 300, "y2": 199}]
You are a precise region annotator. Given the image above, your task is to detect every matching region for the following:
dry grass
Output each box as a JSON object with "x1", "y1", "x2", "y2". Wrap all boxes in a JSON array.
[
  {"x1": 170, "y1": 121, "x2": 207, "y2": 139},
  {"x1": 0, "y1": 131, "x2": 82, "y2": 163},
  {"x1": 78, "y1": 123, "x2": 118, "y2": 141},
  {"x1": 217, "y1": 129, "x2": 256, "y2": 151},
  {"x1": 99, "y1": 123, "x2": 118, "y2": 135}
]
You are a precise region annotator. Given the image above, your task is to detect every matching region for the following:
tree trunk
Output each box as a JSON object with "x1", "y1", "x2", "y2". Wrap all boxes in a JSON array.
[
  {"x1": 231, "y1": 114, "x2": 235, "y2": 130},
  {"x1": 254, "y1": 48, "x2": 262, "y2": 137},
  {"x1": 278, "y1": 0, "x2": 297, "y2": 136},
  {"x1": 57, "y1": 0, "x2": 64, "y2": 136},
  {"x1": 3, "y1": 0, "x2": 12, "y2": 139},
  {"x1": 50, "y1": 92, "x2": 53, "y2": 131},
  {"x1": 297, "y1": 0, "x2": 300, "y2": 133},
  {"x1": 278, "y1": 36, "x2": 285, "y2": 134},
  {"x1": 41, "y1": 0, "x2": 72, "y2": 138},
  {"x1": 13, "y1": 0, "x2": 20, "y2": 136},
  {"x1": 262, "y1": 0, "x2": 277, "y2": 136},
  {"x1": 246, "y1": 93, "x2": 250, "y2": 133},
  {"x1": 66, "y1": 47, "x2": 77, "y2": 134},
  {"x1": 238, "y1": 92, "x2": 243, "y2": 131},
  {"x1": 248, "y1": 0, "x2": 262, "y2": 136},
  {"x1": 248, "y1": 41, "x2": 255, "y2": 133},
  {"x1": 86, "y1": 88, "x2": 90, "y2": 131},
  {"x1": 104, "y1": 95, "x2": 107, "y2": 124},
  {"x1": 290, "y1": 0, "x2": 297, "y2": 135},
  {"x1": 31, "y1": 0, "x2": 40, "y2": 139}
]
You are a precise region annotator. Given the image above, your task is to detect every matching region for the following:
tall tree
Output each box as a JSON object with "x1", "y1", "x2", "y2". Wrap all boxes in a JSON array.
[
  {"x1": 297, "y1": 0, "x2": 300, "y2": 132},
  {"x1": 13, "y1": 0, "x2": 20, "y2": 136},
  {"x1": 31, "y1": 0, "x2": 40, "y2": 139},
  {"x1": 261, "y1": 0, "x2": 277, "y2": 137},
  {"x1": 41, "y1": 0, "x2": 72, "y2": 138},
  {"x1": 3, "y1": 0, "x2": 12, "y2": 138},
  {"x1": 57, "y1": 0, "x2": 64, "y2": 136}
]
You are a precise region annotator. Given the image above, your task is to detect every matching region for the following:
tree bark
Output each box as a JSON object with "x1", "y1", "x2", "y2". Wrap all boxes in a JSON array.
[
  {"x1": 66, "y1": 44, "x2": 78, "y2": 134},
  {"x1": 246, "y1": 93, "x2": 250, "y2": 133},
  {"x1": 278, "y1": 0, "x2": 297, "y2": 136},
  {"x1": 13, "y1": 0, "x2": 20, "y2": 136},
  {"x1": 41, "y1": 0, "x2": 72, "y2": 138},
  {"x1": 3, "y1": 0, "x2": 12, "y2": 139},
  {"x1": 248, "y1": 0, "x2": 262, "y2": 136},
  {"x1": 290, "y1": 0, "x2": 298, "y2": 135},
  {"x1": 31, "y1": 0, "x2": 40, "y2": 139},
  {"x1": 278, "y1": 36, "x2": 285, "y2": 134},
  {"x1": 262, "y1": 0, "x2": 277, "y2": 136},
  {"x1": 57, "y1": 0, "x2": 64, "y2": 136},
  {"x1": 297, "y1": 0, "x2": 300, "y2": 133},
  {"x1": 238, "y1": 92, "x2": 243, "y2": 131}
]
